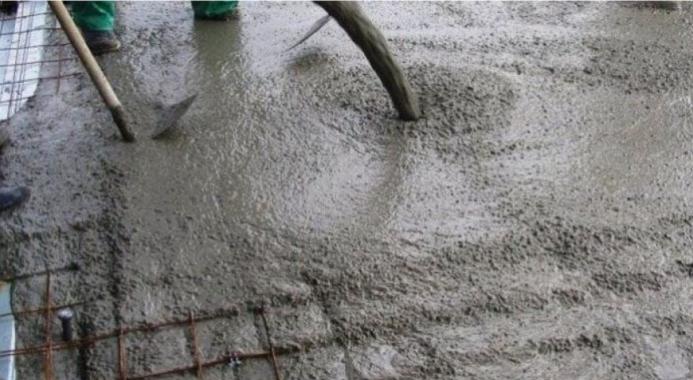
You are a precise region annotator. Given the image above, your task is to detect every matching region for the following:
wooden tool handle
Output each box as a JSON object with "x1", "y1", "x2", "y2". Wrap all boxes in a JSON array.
[{"x1": 49, "y1": 0, "x2": 135, "y2": 141}]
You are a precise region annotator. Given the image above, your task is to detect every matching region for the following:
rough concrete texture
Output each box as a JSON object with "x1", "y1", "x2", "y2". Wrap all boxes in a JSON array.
[{"x1": 2, "y1": 1, "x2": 693, "y2": 379}]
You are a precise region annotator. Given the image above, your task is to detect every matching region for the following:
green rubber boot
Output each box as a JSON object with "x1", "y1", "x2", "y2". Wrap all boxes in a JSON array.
[
  {"x1": 70, "y1": 1, "x2": 120, "y2": 55},
  {"x1": 192, "y1": 1, "x2": 239, "y2": 20},
  {"x1": 71, "y1": 1, "x2": 115, "y2": 32}
]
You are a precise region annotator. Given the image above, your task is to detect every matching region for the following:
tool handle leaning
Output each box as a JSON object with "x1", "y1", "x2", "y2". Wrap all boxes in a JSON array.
[{"x1": 49, "y1": 0, "x2": 135, "y2": 142}]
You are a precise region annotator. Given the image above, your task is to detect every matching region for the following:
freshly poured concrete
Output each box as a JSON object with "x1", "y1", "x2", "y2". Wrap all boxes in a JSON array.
[{"x1": 2, "y1": 2, "x2": 693, "y2": 379}]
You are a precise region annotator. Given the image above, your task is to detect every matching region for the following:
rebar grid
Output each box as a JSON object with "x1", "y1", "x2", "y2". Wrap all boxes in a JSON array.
[
  {"x1": 0, "y1": 301, "x2": 86, "y2": 320},
  {"x1": 117, "y1": 328, "x2": 126, "y2": 380},
  {"x1": 5, "y1": 271, "x2": 290, "y2": 380},
  {"x1": 187, "y1": 313, "x2": 203, "y2": 379},
  {"x1": 0, "y1": 1, "x2": 82, "y2": 121},
  {"x1": 42, "y1": 272, "x2": 52, "y2": 380},
  {"x1": 259, "y1": 306, "x2": 283, "y2": 380}
]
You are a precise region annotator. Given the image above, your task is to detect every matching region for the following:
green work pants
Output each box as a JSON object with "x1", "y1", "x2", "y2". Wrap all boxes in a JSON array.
[{"x1": 71, "y1": 1, "x2": 239, "y2": 31}]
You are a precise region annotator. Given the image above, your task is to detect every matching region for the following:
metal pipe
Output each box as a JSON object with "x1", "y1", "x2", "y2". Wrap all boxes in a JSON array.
[{"x1": 56, "y1": 308, "x2": 73, "y2": 341}]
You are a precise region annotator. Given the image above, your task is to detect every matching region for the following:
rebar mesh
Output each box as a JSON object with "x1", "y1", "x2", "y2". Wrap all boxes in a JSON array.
[
  {"x1": 0, "y1": 0, "x2": 80, "y2": 121},
  {"x1": 1, "y1": 269, "x2": 289, "y2": 380}
]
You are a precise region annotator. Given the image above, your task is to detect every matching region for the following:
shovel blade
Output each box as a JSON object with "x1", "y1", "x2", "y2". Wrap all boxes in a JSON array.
[
  {"x1": 286, "y1": 15, "x2": 331, "y2": 51},
  {"x1": 151, "y1": 94, "x2": 198, "y2": 139}
]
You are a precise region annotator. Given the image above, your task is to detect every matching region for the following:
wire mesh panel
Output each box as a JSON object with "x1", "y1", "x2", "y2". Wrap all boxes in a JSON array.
[
  {"x1": 0, "y1": 0, "x2": 77, "y2": 121},
  {"x1": 0, "y1": 267, "x2": 291, "y2": 380},
  {"x1": 0, "y1": 282, "x2": 15, "y2": 380}
]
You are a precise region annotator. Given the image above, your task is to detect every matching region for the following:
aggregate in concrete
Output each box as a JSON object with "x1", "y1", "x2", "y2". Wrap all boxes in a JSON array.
[{"x1": 2, "y1": 2, "x2": 693, "y2": 379}]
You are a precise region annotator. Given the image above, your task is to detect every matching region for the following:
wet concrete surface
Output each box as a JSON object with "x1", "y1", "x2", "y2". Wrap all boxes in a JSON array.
[{"x1": 2, "y1": 1, "x2": 693, "y2": 379}]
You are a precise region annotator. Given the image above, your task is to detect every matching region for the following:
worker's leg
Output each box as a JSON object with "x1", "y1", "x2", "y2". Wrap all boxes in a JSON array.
[
  {"x1": 70, "y1": 1, "x2": 120, "y2": 55},
  {"x1": 0, "y1": 131, "x2": 29, "y2": 214},
  {"x1": 0, "y1": 1, "x2": 18, "y2": 15},
  {"x1": 191, "y1": 1, "x2": 239, "y2": 20},
  {"x1": 0, "y1": 128, "x2": 8, "y2": 150},
  {"x1": 71, "y1": 1, "x2": 115, "y2": 31}
]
